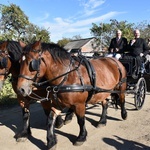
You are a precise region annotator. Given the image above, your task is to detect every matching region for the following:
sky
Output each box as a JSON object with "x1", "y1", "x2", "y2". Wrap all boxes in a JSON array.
[{"x1": 1, "y1": 0, "x2": 150, "y2": 43}]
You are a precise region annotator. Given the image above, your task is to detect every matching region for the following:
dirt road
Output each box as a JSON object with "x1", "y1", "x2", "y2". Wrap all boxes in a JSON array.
[{"x1": 0, "y1": 93, "x2": 150, "y2": 150}]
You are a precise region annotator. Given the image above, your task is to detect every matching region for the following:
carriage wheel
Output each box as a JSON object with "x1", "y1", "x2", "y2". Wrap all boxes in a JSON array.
[{"x1": 134, "y1": 77, "x2": 147, "y2": 110}]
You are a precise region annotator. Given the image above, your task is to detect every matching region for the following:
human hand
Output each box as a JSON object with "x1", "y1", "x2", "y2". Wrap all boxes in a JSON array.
[
  {"x1": 140, "y1": 53, "x2": 144, "y2": 57},
  {"x1": 131, "y1": 39, "x2": 136, "y2": 45},
  {"x1": 145, "y1": 54, "x2": 150, "y2": 62},
  {"x1": 115, "y1": 48, "x2": 119, "y2": 52},
  {"x1": 110, "y1": 48, "x2": 113, "y2": 53}
]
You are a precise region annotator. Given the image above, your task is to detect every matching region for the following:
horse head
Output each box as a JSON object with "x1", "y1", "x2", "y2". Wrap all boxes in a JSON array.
[
  {"x1": 0, "y1": 40, "x2": 26, "y2": 91},
  {"x1": 17, "y1": 40, "x2": 47, "y2": 97},
  {"x1": 0, "y1": 41, "x2": 12, "y2": 90}
]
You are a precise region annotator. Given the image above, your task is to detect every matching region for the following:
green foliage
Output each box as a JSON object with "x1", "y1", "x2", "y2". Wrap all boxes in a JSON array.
[
  {"x1": 0, "y1": 3, "x2": 50, "y2": 43},
  {"x1": 57, "y1": 37, "x2": 71, "y2": 47},
  {"x1": 135, "y1": 20, "x2": 150, "y2": 40},
  {"x1": 90, "y1": 19, "x2": 135, "y2": 49},
  {"x1": 0, "y1": 75, "x2": 17, "y2": 106},
  {"x1": 0, "y1": 3, "x2": 29, "y2": 40},
  {"x1": 22, "y1": 24, "x2": 50, "y2": 43}
]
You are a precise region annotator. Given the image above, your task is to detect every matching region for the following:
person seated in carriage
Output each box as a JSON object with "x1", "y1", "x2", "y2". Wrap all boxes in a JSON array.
[
  {"x1": 106, "y1": 29, "x2": 128, "y2": 60},
  {"x1": 126, "y1": 29, "x2": 150, "y2": 78}
]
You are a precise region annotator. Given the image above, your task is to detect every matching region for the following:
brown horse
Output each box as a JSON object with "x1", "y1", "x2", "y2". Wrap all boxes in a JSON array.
[
  {"x1": 0, "y1": 41, "x2": 73, "y2": 141},
  {"x1": 17, "y1": 40, "x2": 127, "y2": 149}
]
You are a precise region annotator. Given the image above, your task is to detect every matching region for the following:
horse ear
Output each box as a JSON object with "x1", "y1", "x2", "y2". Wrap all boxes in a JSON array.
[
  {"x1": 19, "y1": 41, "x2": 26, "y2": 48},
  {"x1": 35, "y1": 40, "x2": 42, "y2": 50}
]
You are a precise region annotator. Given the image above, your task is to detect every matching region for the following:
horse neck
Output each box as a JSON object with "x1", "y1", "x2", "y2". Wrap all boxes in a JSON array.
[
  {"x1": 44, "y1": 56, "x2": 70, "y2": 85},
  {"x1": 10, "y1": 61, "x2": 20, "y2": 79}
]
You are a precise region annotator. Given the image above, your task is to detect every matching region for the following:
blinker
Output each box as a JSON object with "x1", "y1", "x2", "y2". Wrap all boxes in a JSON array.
[
  {"x1": 30, "y1": 59, "x2": 40, "y2": 71},
  {"x1": 0, "y1": 57, "x2": 8, "y2": 68}
]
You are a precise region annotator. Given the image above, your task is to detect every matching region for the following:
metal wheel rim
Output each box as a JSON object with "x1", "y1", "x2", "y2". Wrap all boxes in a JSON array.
[{"x1": 134, "y1": 77, "x2": 146, "y2": 110}]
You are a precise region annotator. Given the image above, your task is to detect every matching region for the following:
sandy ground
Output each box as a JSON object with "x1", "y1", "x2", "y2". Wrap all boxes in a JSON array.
[{"x1": 0, "y1": 93, "x2": 150, "y2": 150}]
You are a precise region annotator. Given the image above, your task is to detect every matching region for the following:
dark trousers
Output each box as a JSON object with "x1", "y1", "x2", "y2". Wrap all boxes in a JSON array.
[{"x1": 135, "y1": 56, "x2": 144, "y2": 70}]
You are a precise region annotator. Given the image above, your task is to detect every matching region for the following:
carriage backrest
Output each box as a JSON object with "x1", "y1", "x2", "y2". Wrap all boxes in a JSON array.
[{"x1": 119, "y1": 56, "x2": 137, "y2": 76}]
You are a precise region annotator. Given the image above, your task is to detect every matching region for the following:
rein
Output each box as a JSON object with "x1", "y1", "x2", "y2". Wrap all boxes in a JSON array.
[{"x1": 33, "y1": 57, "x2": 83, "y2": 87}]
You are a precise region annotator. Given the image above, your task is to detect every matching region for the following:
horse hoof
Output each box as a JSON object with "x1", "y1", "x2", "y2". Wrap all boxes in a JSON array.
[
  {"x1": 96, "y1": 123, "x2": 106, "y2": 128},
  {"x1": 16, "y1": 137, "x2": 28, "y2": 142},
  {"x1": 122, "y1": 112, "x2": 127, "y2": 120},
  {"x1": 47, "y1": 145, "x2": 57, "y2": 150},
  {"x1": 122, "y1": 115, "x2": 127, "y2": 120},
  {"x1": 73, "y1": 141, "x2": 84, "y2": 146},
  {"x1": 55, "y1": 122, "x2": 64, "y2": 129},
  {"x1": 64, "y1": 119, "x2": 72, "y2": 125},
  {"x1": 14, "y1": 131, "x2": 31, "y2": 142}
]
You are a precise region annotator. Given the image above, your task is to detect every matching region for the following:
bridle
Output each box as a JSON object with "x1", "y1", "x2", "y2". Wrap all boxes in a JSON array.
[
  {"x1": 0, "y1": 49, "x2": 10, "y2": 78},
  {"x1": 18, "y1": 48, "x2": 81, "y2": 87},
  {"x1": 18, "y1": 49, "x2": 43, "y2": 82}
]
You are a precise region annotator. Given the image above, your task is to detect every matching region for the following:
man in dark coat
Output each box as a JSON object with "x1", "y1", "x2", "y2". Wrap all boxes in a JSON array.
[
  {"x1": 106, "y1": 29, "x2": 128, "y2": 59},
  {"x1": 127, "y1": 29, "x2": 149, "y2": 78}
]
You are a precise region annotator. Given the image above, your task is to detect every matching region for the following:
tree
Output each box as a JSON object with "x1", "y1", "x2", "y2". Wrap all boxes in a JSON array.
[
  {"x1": 72, "y1": 35, "x2": 82, "y2": 40},
  {"x1": 0, "y1": 3, "x2": 50, "y2": 43},
  {"x1": 22, "y1": 23, "x2": 50, "y2": 43},
  {"x1": 134, "y1": 20, "x2": 150, "y2": 41},
  {"x1": 57, "y1": 37, "x2": 71, "y2": 47},
  {"x1": 0, "y1": 4, "x2": 29, "y2": 40},
  {"x1": 90, "y1": 19, "x2": 134, "y2": 50}
]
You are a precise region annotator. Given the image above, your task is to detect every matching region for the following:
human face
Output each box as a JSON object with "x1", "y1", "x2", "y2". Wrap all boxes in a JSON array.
[
  {"x1": 134, "y1": 30, "x2": 140, "y2": 38},
  {"x1": 116, "y1": 31, "x2": 122, "y2": 38}
]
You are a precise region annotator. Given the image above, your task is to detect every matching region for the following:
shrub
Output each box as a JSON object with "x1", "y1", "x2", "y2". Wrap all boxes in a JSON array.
[{"x1": 0, "y1": 75, "x2": 17, "y2": 106}]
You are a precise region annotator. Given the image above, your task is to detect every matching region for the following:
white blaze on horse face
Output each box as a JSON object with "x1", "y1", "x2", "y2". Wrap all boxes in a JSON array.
[{"x1": 22, "y1": 55, "x2": 26, "y2": 61}]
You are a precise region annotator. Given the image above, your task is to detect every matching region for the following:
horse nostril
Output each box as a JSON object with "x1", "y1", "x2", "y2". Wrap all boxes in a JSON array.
[
  {"x1": 18, "y1": 87, "x2": 25, "y2": 95},
  {"x1": 18, "y1": 87, "x2": 32, "y2": 97}
]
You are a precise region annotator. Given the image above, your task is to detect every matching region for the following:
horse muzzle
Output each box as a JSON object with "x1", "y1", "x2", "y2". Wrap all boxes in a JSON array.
[{"x1": 17, "y1": 85, "x2": 32, "y2": 97}]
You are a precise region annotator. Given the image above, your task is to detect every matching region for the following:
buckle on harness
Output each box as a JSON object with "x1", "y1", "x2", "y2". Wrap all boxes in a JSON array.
[{"x1": 53, "y1": 86, "x2": 59, "y2": 93}]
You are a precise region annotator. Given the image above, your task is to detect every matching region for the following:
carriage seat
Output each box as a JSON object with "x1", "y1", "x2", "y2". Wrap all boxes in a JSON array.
[
  {"x1": 119, "y1": 56, "x2": 137, "y2": 77},
  {"x1": 119, "y1": 54, "x2": 150, "y2": 78}
]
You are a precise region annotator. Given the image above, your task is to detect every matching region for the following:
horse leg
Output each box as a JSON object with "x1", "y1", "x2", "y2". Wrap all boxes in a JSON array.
[
  {"x1": 97, "y1": 99, "x2": 108, "y2": 128},
  {"x1": 55, "y1": 115, "x2": 64, "y2": 129},
  {"x1": 119, "y1": 93, "x2": 127, "y2": 120},
  {"x1": 56, "y1": 108, "x2": 74, "y2": 128},
  {"x1": 111, "y1": 93, "x2": 120, "y2": 109},
  {"x1": 41, "y1": 101, "x2": 64, "y2": 129},
  {"x1": 12, "y1": 85, "x2": 31, "y2": 141},
  {"x1": 14, "y1": 106, "x2": 31, "y2": 141},
  {"x1": 47, "y1": 110, "x2": 57, "y2": 150},
  {"x1": 74, "y1": 104, "x2": 87, "y2": 146},
  {"x1": 64, "y1": 108, "x2": 74, "y2": 125}
]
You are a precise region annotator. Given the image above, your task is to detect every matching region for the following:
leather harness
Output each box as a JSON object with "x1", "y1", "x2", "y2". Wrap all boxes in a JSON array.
[{"x1": 34, "y1": 55, "x2": 127, "y2": 105}]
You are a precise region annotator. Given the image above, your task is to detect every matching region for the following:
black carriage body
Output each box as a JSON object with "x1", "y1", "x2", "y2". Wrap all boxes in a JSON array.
[
  {"x1": 119, "y1": 56, "x2": 148, "y2": 110},
  {"x1": 120, "y1": 56, "x2": 150, "y2": 91}
]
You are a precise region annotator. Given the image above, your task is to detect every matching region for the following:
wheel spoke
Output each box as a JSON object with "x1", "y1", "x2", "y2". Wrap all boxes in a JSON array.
[{"x1": 134, "y1": 78, "x2": 146, "y2": 110}]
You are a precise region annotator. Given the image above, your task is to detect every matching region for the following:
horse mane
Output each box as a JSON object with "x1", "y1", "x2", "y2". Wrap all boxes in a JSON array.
[
  {"x1": 42, "y1": 43, "x2": 71, "y2": 62},
  {"x1": 24, "y1": 42, "x2": 71, "y2": 63},
  {"x1": 7, "y1": 41, "x2": 23, "y2": 62}
]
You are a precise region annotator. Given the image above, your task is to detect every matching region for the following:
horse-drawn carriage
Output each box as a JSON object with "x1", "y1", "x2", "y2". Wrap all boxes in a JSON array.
[
  {"x1": 72, "y1": 49, "x2": 150, "y2": 110},
  {"x1": 119, "y1": 55, "x2": 150, "y2": 110},
  {"x1": 0, "y1": 40, "x2": 149, "y2": 149}
]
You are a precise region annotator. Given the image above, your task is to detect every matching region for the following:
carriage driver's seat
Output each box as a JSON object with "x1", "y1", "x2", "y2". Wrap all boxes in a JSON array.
[
  {"x1": 119, "y1": 56, "x2": 137, "y2": 78},
  {"x1": 119, "y1": 54, "x2": 150, "y2": 79}
]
